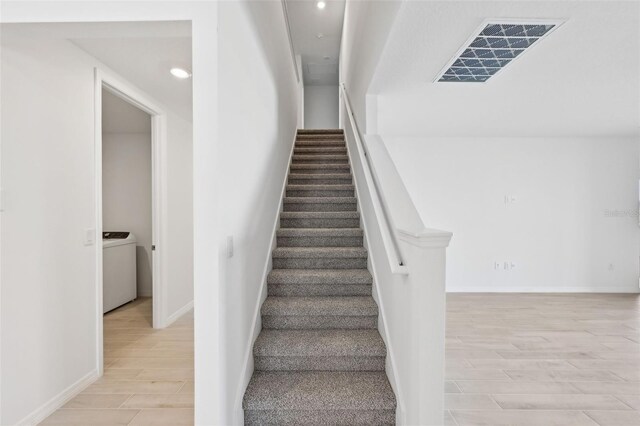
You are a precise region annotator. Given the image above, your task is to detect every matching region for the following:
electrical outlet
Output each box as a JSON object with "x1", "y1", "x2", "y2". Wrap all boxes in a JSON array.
[
  {"x1": 504, "y1": 195, "x2": 517, "y2": 206},
  {"x1": 495, "y1": 261, "x2": 517, "y2": 271}
]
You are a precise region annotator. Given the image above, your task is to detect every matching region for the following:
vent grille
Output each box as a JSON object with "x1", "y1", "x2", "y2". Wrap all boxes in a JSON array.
[{"x1": 437, "y1": 22, "x2": 560, "y2": 83}]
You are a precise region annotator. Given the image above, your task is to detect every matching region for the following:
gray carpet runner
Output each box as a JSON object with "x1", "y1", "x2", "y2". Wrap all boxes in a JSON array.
[{"x1": 243, "y1": 129, "x2": 396, "y2": 425}]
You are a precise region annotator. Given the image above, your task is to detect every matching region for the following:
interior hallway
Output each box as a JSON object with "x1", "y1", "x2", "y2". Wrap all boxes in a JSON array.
[
  {"x1": 41, "y1": 299, "x2": 193, "y2": 425},
  {"x1": 39, "y1": 294, "x2": 639, "y2": 425}
]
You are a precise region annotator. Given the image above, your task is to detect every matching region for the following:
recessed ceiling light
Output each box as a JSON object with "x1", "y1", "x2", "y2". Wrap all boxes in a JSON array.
[
  {"x1": 170, "y1": 67, "x2": 191, "y2": 79},
  {"x1": 317, "y1": 1, "x2": 326, "y2": 10}
]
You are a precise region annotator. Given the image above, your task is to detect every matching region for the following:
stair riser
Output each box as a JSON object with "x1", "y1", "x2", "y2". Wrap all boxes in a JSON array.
[
  {"x1": 280, "y1": 218, "x2": 359, "y2": 228},
  {"x1": 286, "y1": 189, "x2": 354, "y2": 197},
  {"x1": 297, "y1": 135, "x2": 345, "y2": 141},
  {"x1": 298, "y1": 129, "x2": 344, "y2": 135},
  {"x1": 288, "y1": 177, "x2": 352, "y2": 185},
  {"x1": 292, "y1": 158, "x2": 349, "y2": 164},
  {"x1": 244, "y1": 409, "x2": 394, "y2": 426},
  {"x1": 272, "y1": 258, "x2": 367, "y2": 269},
  {"x1": 290, "y1": 166, "x2": 351, "y2": 174},
  {"x1": 276, "y1": 234, "x2": 362, "y2": 247},
  {"x1": 255, "y1": 356, "x2": 385, "y2": 371},
  {"x1": 283, "y1": 202, "x2": 356, "y2": 212},
  {"x1": 268, "y1": 284, "x2": 372, "y2": 297},
  {"x1": 294, "y1": 141, "x2": 347, "y2": 149},
  {"x1": 277, "y1": 236, "x2": 363, "y2": 247},
  {"x1": 294, "y1": 148, "x2": 347, "y2": 155},
  {"x1": 262, "y1": 315, "x2": 377, "y2": 329}
]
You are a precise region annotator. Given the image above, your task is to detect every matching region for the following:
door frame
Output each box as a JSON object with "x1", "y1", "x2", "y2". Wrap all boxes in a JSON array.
[{"x1": 94, "y1": 67, "x2": 167, "y2": 375}]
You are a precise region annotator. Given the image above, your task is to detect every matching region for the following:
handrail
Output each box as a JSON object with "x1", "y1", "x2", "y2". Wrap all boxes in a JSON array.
[
  {"x1": 340, "y1": 83, "x2": 408, "y2": 274},
  {"x1": 281, "y1": 0, "x2": 300, "y2": 83}
]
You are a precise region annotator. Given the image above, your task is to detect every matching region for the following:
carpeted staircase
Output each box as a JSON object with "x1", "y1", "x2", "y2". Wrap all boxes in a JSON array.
[{"x1": 243, "y1": 129, "x2": 396, "y2": 425}]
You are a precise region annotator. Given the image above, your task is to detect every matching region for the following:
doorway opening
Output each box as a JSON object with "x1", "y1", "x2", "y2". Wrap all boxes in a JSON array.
[{"x1": 95, "y1": 69, "x2": 168, "y2": 375}]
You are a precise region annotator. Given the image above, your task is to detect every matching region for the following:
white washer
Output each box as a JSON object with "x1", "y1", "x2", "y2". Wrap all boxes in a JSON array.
[{"x1": 103, "y1": 232, "x2": 137, "y2": 313}]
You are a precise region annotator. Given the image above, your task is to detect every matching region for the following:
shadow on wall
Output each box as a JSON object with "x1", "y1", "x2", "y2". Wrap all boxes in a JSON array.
[{"x1": 136, "y1": 245, "x2": 152, "y2": 298}]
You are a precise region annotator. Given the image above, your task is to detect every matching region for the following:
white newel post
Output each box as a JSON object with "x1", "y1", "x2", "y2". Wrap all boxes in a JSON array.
[{"x1": 398, "y1": 229, "x2": 452, "y2": 426}]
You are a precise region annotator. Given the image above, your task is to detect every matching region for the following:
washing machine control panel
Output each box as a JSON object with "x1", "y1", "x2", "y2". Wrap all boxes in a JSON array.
[{"x1": 103, "y1": 231, "x2": 130, "y2": 239}]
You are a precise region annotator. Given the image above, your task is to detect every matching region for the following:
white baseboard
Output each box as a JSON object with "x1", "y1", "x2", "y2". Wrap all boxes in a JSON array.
[
  {"x1": 164, "y1": 300, "x2": 194, "y2": 327},
  {"x1": 447, "y1": 285, "x2": 639, "y2": 293},
  {"x1": 233, "y1": 129, "x2": 299, "y2": 426},
  {"x1": 17, "y1": 369, "x2": 99, "y2": 426}
]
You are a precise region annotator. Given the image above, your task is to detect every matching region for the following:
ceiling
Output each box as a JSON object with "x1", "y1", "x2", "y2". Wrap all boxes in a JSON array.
[
  {"x1": 286, "y1": 0, "x2": 345, "y2": 86},
  {"x1": 102, "y1": 89, "x2": 151, "y2": 134},
  {"x1": 371, "y1": 1, "x2": 640, "y2": 137},
  {"x1": 2, "y1": 21, "x2": 193, "y2": 122}
]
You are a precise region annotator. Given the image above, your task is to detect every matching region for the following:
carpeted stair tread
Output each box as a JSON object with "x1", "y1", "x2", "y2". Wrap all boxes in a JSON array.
[
  {"x1": 286, "y1": 184, "x2": 354, "y2": 191},
  {"x1": 288, "y1": 173, "x2": 352, "y2": 180},
  {"x1": 297, "y1": 135, "x2": 346, "y2": 141},
  {"x1": 290, "y1": 163, "x2": 351, "y2": 173},
  {"x1": 280, "y1": 211, "x2": 359, "y2": 219},
  {"x1": 294, "y1": 147, "x2": 348, "y2": 154},
  {"x1": 292, "y1": 155, "x2": 348, "y2": 162},
  {"x1": 283, "y1": 197, "x2": 357, "y2": 212},
  {"x1": 283, "y1": 197, "x2": 357, "y2": 204},
  {"x1": 262, "y1": 296, "x2": 377, "y2": 316},
  {"x1": 277, "y1": 228, "x2": 362, "y2": 237},
  {"x1": 254, "y1": 329, "x2": 385, "y2": 357},
  {"x1": 279, "y1": 211, "x2": 360, "y2": 228},
  {"x1": 267, "y1": 269, "x2": 372, "y2": 285},
  {"x1": 294, "y1": 140, "x2": 346, "y2": 148},
  {"x1": 297, "y1": 129, "x2": 344, "y2": 135},
  {"x1": 243, "y1": 371, "x2": 395, "y2": 411},
  {"x1": 286, "y1": 185, "x2": 355, "y2": 198},
  {"x1": 273, "y1": 247, "x2": 367, "y2": 259}
]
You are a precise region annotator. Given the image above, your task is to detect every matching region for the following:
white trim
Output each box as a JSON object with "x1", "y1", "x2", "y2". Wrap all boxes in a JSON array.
[
  {"x1": 164, "y1": 300, "x2": 194, "y2": 327},
  {"x1": 433, "y1": 18, "x2": 566, "y2": 84},
  {"x1": 94, "y1": 67, "x2": 169, "y2": 379},
  {"x1": 281, "y1": 0, "x2": 300, "y2": 83},
  {"x1": 340, "y1": 84, "x2": 408, "y2": 274},
  {"x1": 361, "y1": 235, "x2": 407, "y2": 425},
  {"x1": 16, "y1": 370, "x2": 99, "y2": 426},
  {"x1": 447, "y1": 286, "x2": 640, "y2": 293},
  {"x1": 232, "y1": 129, "x2": 298, "y2": 425}
]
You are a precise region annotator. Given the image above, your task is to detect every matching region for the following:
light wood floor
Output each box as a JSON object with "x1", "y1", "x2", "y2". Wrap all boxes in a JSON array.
[
  {"x1": 41, "y1": 298, "x2": 193, "y2": 425},
  {"x1": 445, "y1": 293, "x2": 640, "y2": 426},
  {"x1": 41, "y1": 294, "x2": 639, "y2": 425}
]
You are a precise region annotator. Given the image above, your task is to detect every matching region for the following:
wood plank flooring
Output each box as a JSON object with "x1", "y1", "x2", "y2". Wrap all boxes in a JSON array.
[
  {"x1": 445, "y1": 293, "x2": 640, "y2": 426},
  {"x1": 41, "y1": 298, "x2": 193, "y2": 425},
  {"x1": 41, "y1": 293, "x2": 639, "y2": 425}
]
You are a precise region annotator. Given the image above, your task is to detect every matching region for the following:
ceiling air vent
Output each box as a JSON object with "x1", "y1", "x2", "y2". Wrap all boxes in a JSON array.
[{"x1": 436, "y1": 20, "x2": 562, "y2": 83}]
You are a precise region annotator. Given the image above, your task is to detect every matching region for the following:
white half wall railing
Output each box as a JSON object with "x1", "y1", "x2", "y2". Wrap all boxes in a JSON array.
[{"x1": 340, "y1": 83, "x2": 453, "y2": 426}]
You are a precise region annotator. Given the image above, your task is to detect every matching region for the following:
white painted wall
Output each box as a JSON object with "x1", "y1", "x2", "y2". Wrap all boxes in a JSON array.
[
  {"x1": 0, "y1": 32, "x2": 193, "y2": 425},
  {"x1": 0, "y1": 4, "x2": 220, "y2": 424},
  {"x1": 384, "y1": 136, "x2": 640, "y2": 293},
  {"x1": 304, "y1": 85, "x2": 338, "y2": 129},
  {"x1": 102, "y1": 93, "x2": 153, "y2": 297},
  {"x1": 338, "y1": 0, "x2": 401, "y2": 129},
  {"x1": 1, "y1": 35, "x2": 98, "y2": 426},
  {"x1": 103, "y1": 133, "x2": 152, "y2": 296},
  {"x1": 217, "y1": 1, "x2": 299, "y2": 423}
]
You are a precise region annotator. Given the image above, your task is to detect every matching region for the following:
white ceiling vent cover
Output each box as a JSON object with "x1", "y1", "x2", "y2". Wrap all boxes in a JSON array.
[{"x1": 435, "y1": 20, "x2": 563, "y2": 83}]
